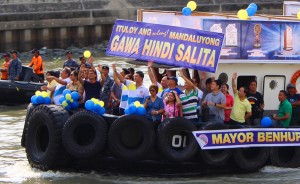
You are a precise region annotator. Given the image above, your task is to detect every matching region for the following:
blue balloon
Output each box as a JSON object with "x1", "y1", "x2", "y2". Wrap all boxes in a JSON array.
[
  {"x1": 261, "y1": 117, "x2": 272, "y2": 127},
  {"x1": 246, "y1": 6, "x2": 256, "y2": 16},
  {"x1": 98, "y1": 107, "x2": 105, "y2": 115},
  {"x1": 248, "y1": 3, "x2": 258, "y2": 12},
  {"x1": 70, "y1": 101, "x2": 79, "y2": 109},
  {"x1": 136, "y1": 106, "x2": 146, "y2": 115},
  {"x1": 128, "y1": 104, "x2": 137, "y2": 114},
  {"x1": 65, "y1": 105, "x2": 71, "y2": 111},
  {"x1": 59, "y1": 96, "x2": 66, "y2": 104},
  {"x1": 182, "y1": 7, "x2": 192, "y2": 16},
  {"x1": 71, "y1": 91, "x2": 80, "y2": 101},
  {"x1": 93, "y1": 104, "x2": 101, "y2": 113},
  {"x1": 31, "y1": 95, "x2": 38, "y2": 105},
  {"x1": 85, "y1": 100, "x2": 94, "y2": 111},
  {"x1": 63, "y1": 89, "x2": 72, "y2": 96},
  {"x1": 44, "y1": 97, "x2": 51, "y2": 104},
  {"x1": 36, "y1": 96, "x2": 44, "y2": 104},
  {"x1": 124, "y1": 108, "x2": 130, "y2": 115}
]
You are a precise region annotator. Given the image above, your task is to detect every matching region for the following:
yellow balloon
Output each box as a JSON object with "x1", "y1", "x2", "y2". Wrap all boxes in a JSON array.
[
  {"x1": 187, "y1": 1, "x2": 197, "y2": 11},
  {"x1": 84, "y1": 50, "x2": 91, "y2": 58},
  {"x1": 297, "y1": 11, "x2": 300, "y2": 19},
  {"x1": 237, "y1": 9, "x2": 248, "y2": 20},
  {"x1": 134, "y1": 101, "x2": 141, "y2": 107},
  {"x1": 62, "y1": 101, "x2": 68, "y2": 107},
  {"x1": 70, "y1": 99, "x2": 74, "y2": 103},
  {"x1": 91, "y1": 98, "x2": 97, "y2": 104},
  {"x1": 99, "y1": 101, "x2": 104, "y2": 107},
  {"x1": 65, "y1": 94, "x2": 71, "y2": 100},
  {"x1": 35, "y1": 91, "x2": 42, "y2": 96},
  {"x1": 41, "y1": 91, "x2": 49, "y2": 98}
]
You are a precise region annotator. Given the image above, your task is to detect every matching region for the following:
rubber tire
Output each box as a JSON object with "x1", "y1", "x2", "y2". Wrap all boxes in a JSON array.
[
  {"x1": 108, "y1": 115, "x2": 154, "y2": 160},
  {"x1": 233, "y1": 147, "x2": 270, "y2": 172},
  {"x1": 270, "y1": 146, "x2": 300, "y2": 168},
  {"x1": 25, "y1": 105, "x2": 70, "y2": 170},
  {"x1": 21, "y1": 103, "x2": 35, "y2": 147},
  {"x1": 199, "y1": 123, "x2": 233, "y2": 166},
  {"x1": 157, "y1": 117, "x2": 198, "y2": 162},
  {"x1": 62, "y1": 110, "x2": 107, "y2": 158}
]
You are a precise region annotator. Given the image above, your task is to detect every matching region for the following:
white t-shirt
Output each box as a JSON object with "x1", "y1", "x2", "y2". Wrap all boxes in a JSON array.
[
  {"x1": 120, "y1": 83, "x2": 129, "y2": 109},
  {"x1": 156, "y1": 82, "x2": 163, "y2": 98},
  {"x1": 125, "y1": 80, "x2": 149, "y2": 106}
]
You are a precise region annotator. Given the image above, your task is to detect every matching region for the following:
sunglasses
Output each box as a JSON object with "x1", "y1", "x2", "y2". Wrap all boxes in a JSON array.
[{"x1": 150, "y1": 90, "x2": 156, "y2": 92}]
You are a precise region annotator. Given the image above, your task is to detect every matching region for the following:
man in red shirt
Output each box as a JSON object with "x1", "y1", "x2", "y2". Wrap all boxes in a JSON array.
[{"x1": 0, "y1": 53, "x2": 11, "y2": 80}]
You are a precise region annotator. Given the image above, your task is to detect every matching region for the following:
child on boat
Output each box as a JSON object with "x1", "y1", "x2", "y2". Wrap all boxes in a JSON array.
[{"x1": 162, "y1": 91, "x2": 182, "y2": 120}]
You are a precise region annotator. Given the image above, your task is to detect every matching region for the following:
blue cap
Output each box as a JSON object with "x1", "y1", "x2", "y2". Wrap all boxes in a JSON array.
[
  {"x1": 287, "y1": 83, "x2": 295, "y2": 89},
  {"x1": 168, "y1": 76, "x2": 178, "y2": 84}
]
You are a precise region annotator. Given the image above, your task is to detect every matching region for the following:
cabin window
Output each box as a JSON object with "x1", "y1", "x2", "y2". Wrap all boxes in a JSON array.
[{"x1": 237, "y1": 75, "x2": 257, "y2": 89}]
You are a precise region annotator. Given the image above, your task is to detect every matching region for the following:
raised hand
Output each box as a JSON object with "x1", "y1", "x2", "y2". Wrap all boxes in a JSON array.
[
  {"x1": 232, "y1": 72, "x2": 237, "y2": 80},
  {"x1": 178, "y1": 69, "x2": 184, "y2": 77},
  {"x1": 112, "y1": 64, "x2": 116, "y2": 72},
  {"x1": 200, "y1": 72, "x2": 206, "y2": 80},
  {"x1": 97, "y1": 64, "x2": 102, "y2": 73},
  {"x1": 80, "y1": 64, "x2": 85, "y2": 71},
  {"x1": 88, "y1": 56, "x2": 94, "y2": 65},
  {"x1": 148, "y1": 61, "x2": 153, "y2": 67}
]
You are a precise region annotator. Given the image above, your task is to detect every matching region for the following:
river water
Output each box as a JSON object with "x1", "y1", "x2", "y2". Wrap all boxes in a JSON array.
[{"x1": 1, "y1": 56, "x2": 300, "y2": 183}]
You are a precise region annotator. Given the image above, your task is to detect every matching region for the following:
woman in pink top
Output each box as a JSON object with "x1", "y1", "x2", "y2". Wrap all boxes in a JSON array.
[
  {"x1": 162, "y1": 91, "x2": 182, "y2": 120},
  {"x1": 221, "y1": 83, "x2": 234, "y2": 124}
]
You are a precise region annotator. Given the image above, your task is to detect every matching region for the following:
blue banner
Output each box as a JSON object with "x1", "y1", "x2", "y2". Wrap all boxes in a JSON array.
[
  {"x1": 193, "y1": 128, "x2": 300, "y2": 150},
  {"x1": 203, "y1": 19, "x2": 300, "y2": 61},
  {"x1": 106, "y1": 19, "x2": 224, "y2": 73}
]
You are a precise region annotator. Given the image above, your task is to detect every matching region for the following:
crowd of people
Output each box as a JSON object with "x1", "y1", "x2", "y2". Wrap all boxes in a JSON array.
[{"x1": 1, "y1": 49, "x2": 300, "y2": 128}]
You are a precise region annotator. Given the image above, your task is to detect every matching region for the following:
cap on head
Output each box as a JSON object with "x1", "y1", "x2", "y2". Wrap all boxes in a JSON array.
[
  {"x1": 31, "y1": 48, "x2": 39, "y2": 54},
  {"x1": 10, "y1": 50, "x2": 18, "y2": 54},
  {"x1": 66, "y1": 51, "x2": 73, "y2": 55},
  {"x1": 287, "y1": 83, "x2": 295, "y2": 89},
  {"x1": 168, "y1": 76, "x2": 178, "y2": 84},
  {"x1": 3, "y1": 53, "x2": 10, "y2": 58},
  {"x1": 102, "y1": 66, "x2": 109, "y2": 70}
]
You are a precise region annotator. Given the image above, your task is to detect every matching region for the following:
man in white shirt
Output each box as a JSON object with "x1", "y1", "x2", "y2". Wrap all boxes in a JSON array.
[{"x1": 41, "y1": 67, "x2": 71, "y2": 105}]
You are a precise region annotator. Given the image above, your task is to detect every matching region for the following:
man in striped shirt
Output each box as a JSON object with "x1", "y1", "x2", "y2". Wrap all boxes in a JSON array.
[{"x1": 178, "y1": 69, "x2": 198, "y2": 122}]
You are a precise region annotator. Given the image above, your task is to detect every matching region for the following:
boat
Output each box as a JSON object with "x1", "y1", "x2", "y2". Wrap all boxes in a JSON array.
[
  {"x1": 0, "y1": 66, "x2": 44, "y2": 105},
  {"x1": 21, "y1": 8, "x2": 300, "y2": 174}
]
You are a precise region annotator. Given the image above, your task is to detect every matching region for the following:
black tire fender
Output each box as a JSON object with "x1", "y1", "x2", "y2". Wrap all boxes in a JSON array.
[
  {"x1": 108, "y1": 115, "x2": 154, "y2": 160},
  {"x1": 21, "y1": 103, "x2": 35, "y2": 147},
  {"x1": 62, "y1": 110, "x2": 107, "y2": 158},
  {"x1": 233, "y1": 147, "x2": 270, "y2": 171},
  {"x1": 199, "y1": 123, "x2": 233, "y2": 166},
  {"x1": 157, "y1": 117, "x2": 198, "y2": 162},
  {"x1": 270, "y1": 146, "x2": 300, "y2": 168},
  {"x1": 25, "y1": 105, "x2": 70, "y2": 170}
]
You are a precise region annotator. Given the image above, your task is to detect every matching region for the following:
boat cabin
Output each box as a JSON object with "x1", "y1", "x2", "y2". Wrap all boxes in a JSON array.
[{"x1": 137, "y1": 9, "x2": 300, "y2": 115}]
